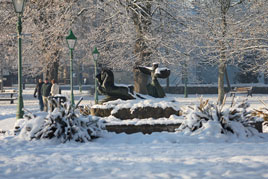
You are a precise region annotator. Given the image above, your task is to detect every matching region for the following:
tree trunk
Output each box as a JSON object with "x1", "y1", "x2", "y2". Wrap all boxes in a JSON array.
[
  {"x1": 78, "y1": 63, "x2": 82, "y2": 86},
  {"x1": 218, "y1": 3, "x2": 229, "y2": 104},
  {"x1": 63, "y1": 65, "x2": 68, "y2": 84},
  {"x1": 218, "y1": 62, "x2": 225, "y2": 104},
  {"x1": 134, "y1": 68, "x2": 148, "y2": 94},
  {"x1": 133, "y1": 34, "x2": 151, "y2": 94},
  {"x1": 166, "y1": 76, "x2": 170, "y2": 89},
  {"x1": 0, "y1": 65, "x2": 3, "y2": 91},
  {"x1": 46, "y1": 61, "x2": 59, "y2": 82},
  {"x1": 131, "y1": 1, "x2": 152, "y2": 94},
  {"x1": 224, "y1": 65, "x2": 231, "y2": 92}
]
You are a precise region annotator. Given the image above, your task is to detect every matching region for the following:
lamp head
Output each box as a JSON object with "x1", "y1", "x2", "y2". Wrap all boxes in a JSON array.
[
  {"x1": 12, "y1": 0, "x2": 25, "y2": 14},
  {"x1": 92, "y1": 47, "x2": 100, "y2": 61},
  {"x1": 66, "y1": 30, "x2": 77, "y2": 50}
]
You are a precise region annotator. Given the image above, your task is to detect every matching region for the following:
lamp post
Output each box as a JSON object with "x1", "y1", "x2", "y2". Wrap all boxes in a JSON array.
[
  {"x1": 12, "y1": 0, "x2": 25, "y2": 119},
  {"x1": 92, "y1": 47, "x2": 99, "y2": 104},
  {"x1": 66, "y1": 30, "x2": 77, "y2": 106}
]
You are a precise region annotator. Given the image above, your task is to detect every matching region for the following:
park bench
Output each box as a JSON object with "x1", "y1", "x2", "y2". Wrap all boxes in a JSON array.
[
  {"x1": 229, "y1": 86, "x2": 253, "y2": 97},
  {"x1": 0, "y1": 90, "x2": 18, "y2": 104}
]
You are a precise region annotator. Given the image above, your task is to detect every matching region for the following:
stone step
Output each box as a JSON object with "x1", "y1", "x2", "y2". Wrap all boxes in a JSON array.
[
  {"x1": 105, "y1": 123, "x2": 182, "y2": 134},
  {"x1": 0, "y1": 122, "x2": 264, "y2": 136},
  {"x1": 105, "y1": 121, "x2": 264, "y2": 134}
]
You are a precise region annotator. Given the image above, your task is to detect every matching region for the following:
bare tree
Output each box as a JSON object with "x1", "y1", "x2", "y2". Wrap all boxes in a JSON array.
[
  {"x1": 182, "y1": 0, "x2": 268, "y2": 104},
  {"x1": 2, "y1": 0, "x2": 268, "y2": 102},
  {"x1": 0, "y1": 1, "x2": 18, "y2": 76},
  {"x1": 23, "y1": 0, "x2": 79, "y2": 81},
  {"x1": 76, "y1": 0, "x2": 190, "y2": 93},
  {"x1": 0, "y1": 0, "x2": 86, "y2": 82}
]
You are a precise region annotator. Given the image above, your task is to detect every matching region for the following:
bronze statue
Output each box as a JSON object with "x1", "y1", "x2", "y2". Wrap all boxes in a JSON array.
[
  {"x1": 136, "y1": 63, "x2": 170, "y2": 98},
  {"x1": 96, "y1": 68, "x2": 135, "y2": 103}
]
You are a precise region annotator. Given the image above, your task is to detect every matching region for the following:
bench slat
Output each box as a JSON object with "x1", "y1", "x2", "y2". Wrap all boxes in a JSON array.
[
  {"x1": 235, "y1": 87, "x2": 252, "y2": 90},
  {"x1": 230, "y1": 86, "x2": 253, "y2": 97},
  {"x1": 0, "y1": 98, "x2": 17, "y2": 100},
  {"x1": 230, "y1": 91, "x2": 248, "y2": 93},
  {"x1": 0, "y1": 98, "x2": 17, "y2": 104}
]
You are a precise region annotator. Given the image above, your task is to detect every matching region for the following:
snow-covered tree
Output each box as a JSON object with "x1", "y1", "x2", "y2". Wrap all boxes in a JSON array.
[
  {"x1": 76, "y1": 0, "x2": 191, "y2": 93},
  {"x1": 1, "y1": 0, "x2": 268, "y2": 96},
  {"x1": 183, "y1": 0, "x2": 268, "y2": 103},
  {"x1": 0, "y1": 1, "x2": 18, "y2": 75},
  {"x1": 0, "y1": 0, "x2": 88, "y2": 80}
]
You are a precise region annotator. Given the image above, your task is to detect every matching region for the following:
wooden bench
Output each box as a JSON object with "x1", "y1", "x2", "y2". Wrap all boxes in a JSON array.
[
  {"x1": 0, "y1": 90, "x2": 18, "y2": 104},
  {"x1": 230, "y1": 87, "x2": 253, "y2": 97}
]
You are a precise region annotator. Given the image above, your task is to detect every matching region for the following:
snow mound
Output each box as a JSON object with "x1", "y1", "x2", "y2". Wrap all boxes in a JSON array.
[{"x1": 176, "y1": 97, "x2": 261, "y2": 139}]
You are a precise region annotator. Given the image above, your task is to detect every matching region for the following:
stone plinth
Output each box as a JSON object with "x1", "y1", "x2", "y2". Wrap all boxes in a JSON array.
[
  {"x1": 90, "y1": 106, "x2": 181, "y2": 119},
  {"x1": 105, "y1": 123, "x2": 181, "y2": 134}
]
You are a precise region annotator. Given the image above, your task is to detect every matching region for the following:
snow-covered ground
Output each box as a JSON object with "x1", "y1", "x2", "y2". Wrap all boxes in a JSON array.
[{"x1": 1, "y1": 89, "x2": 268, "y2": 179}]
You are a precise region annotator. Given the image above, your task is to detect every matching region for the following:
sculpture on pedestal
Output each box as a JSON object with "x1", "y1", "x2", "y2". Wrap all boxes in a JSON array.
[
  {"x1": 96, "y1": 68, "x2": 135, "y2": 103},
  {"x1": 135, "y1": 63, "x2": 170, "y2": 98}
]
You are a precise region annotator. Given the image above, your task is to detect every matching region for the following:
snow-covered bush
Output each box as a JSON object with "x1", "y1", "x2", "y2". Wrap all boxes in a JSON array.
[
  {"x1": 251, "y1": 100, "x2": 268, "y2": 121},
  {"x1": 176, "y1": 97, "x2": 260, "y2": 138},
  {"x1": 15, "y1": 99, "x2": 105, "y2": 143},
  {"x1": 80, "y1": 105, "x2": 91, "y2": 116}
]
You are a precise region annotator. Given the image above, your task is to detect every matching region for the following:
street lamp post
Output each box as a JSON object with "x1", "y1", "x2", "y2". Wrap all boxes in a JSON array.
[
  {"x1": 66, "y1": 30, "x2": 77, "y2": 106},
  {"x1": 92, "y1": 47, "x2": 99, "y2": 104},
  {"x1": 12, "y1": 0, "x2": 25, "y2": 119}
]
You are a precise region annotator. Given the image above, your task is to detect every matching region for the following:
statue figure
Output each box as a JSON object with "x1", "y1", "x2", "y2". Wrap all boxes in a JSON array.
[
  {"x1": 96, "y1": 68, "x2": 135, "y2": 103},
  {"x1": 136, "y1": 63, "x2": 170, "y2": 98}
]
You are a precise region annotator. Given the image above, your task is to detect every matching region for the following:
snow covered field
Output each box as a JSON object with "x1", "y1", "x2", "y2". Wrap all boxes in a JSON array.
[{"x1": 1, "y1": 89, "x2": 268, "y2": 179}]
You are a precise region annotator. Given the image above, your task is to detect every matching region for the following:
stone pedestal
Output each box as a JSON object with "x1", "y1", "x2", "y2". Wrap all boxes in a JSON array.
[{"x1": 91, "y1": 106, "x2": 181, "y2": 120}]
